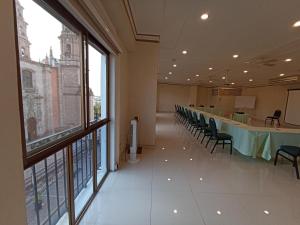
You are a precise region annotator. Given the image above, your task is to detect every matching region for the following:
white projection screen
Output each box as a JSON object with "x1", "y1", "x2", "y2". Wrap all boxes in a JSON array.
[
  {"x1": 285, "y1": 89, "x2": 300, "y2": 125},
  {"x1": 235, "y1": 96, "x2": 256, "y2": 109}
]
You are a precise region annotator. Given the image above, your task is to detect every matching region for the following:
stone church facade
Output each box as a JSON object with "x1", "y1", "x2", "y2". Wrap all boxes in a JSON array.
[{"x1": 16, "y1": 0, "x2": 89, "y2": 146}]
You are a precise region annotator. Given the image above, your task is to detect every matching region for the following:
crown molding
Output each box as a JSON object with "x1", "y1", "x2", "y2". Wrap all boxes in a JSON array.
[{"x1": 122, "y1": 0, "x2": 160, "y2": 43}]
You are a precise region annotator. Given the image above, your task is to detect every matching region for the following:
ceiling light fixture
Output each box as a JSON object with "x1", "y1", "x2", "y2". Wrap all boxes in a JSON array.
[
  {"x1": 209, "y1": 67, "x2": 213, "y2": 70},
  {"x1": 284, "y1": 58, "x2": 292, "y2": 62},
  {"x1": 217, "y1": 210, "x2": 222, "y2": 215},
  {"x1": 243, "y1": 70, "x2": 248, "y2": 74},
  {"x1": 165, "y1": 77, "x2": 168, "y2": 80},
  {"x1": 222, "y1": 76, "x2": 226, "y2": 80},
  {"x1": 189, "y1": 158, "x2": 193, "y2": 161},
  {"x1": 173, "y1": 209, "x2": 178, "y2": 214},
  {"x1": 293, "y1": 20, "x2": 300, "y2": 27},
  {"x1": 167, "y1": 178, "x2": 172, "y2": 181},
  {"x1": 168, "y1": 72, "x2": 172, "y2": 75},
  {"x1": 279, "y1": 73, "x2": 285, "y2": 77},
  {"x1": 164, "y1": 159, "x2": 168, "y2": 162},
  {"x1": 249, "y1": 78, "x2": 253, "y2": 82},
  {"x1": 173, "y1": 64, "x2": 177, "y2": 67},
  {"x1": 182, "y1": 50, "x2": 188, "y2": 55},
  {"x1": 231, "y1": 82, "x2": 235, "y2": 85},
  {"x1": 161, "y1": 147, "x2": 165, "y2": 150},
  {"x1": 187, "y1": 78, "x2": 191, "y2": 81},
  {"x1": 195, "y1": 74, "x2": 200, "y2": 77},
  {"x1": 233, "y1": 54, "x2": 239, "y2": 58},
  {"x1": 201, "y1": 13, "x2": 208, "y2": 20},
  {"x1": 263, "y1": 210, "x2": 270, "y2": 215},
  {"x1": 209, "y1": 80, "x2": 213, "y2": 83},
  {"x1": 199, "y1": 177, "x2": 203, "y2": 181}
]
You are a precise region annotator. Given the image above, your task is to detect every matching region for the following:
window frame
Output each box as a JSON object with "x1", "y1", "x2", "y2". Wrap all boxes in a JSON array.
[
  {"x1": 13, "y1": 0, "x2": 110, "y2": 170},
  {"x1": 14, "y1": 0, "x2": 111, "y2": 225},
  {"x1": 86, "y1": 37, "x2": 109, "y2": 127}
]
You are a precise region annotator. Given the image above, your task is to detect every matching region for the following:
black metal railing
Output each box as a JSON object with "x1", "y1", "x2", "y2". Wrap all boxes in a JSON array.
[{"x1": 24, "y1": 126, "x2": 106, "y2": 225}]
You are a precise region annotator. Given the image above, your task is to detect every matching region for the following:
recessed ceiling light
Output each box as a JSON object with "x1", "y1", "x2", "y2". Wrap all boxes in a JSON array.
[
  {"x1": 233, "y1": 54, "x2": 239, "y2": 58},
  {"x1": 293, "y1": 20, "x2": 300, "y2": 27},
  {"x1": 222, "y1": 76, "x2": 226, "y2": 80},
  {"x1": 187, "y1": 78, "x2": 191, "y2": 81},
  {"x1": 279, "y1": 73, "x2": 285, "y2": 77},
  {"x1": 164, "y1": 159, "x2": 168, "y2": 162},
  {"x1": 217, "y1": 210, "x2": 222, "y2": 215},
  {"x1": 209, "y1": 80, "x2": 213, "y2": 83},
  {"x1": 263, "y1": 210, "x2": 270, "y2": 215},
  {"x1": 168, "y1": 72, "x2": 172, "y2": 75},
  {"x1": 173, "y1": 209, "x2": 178, "y2": 214},
  {"x1": 231, "y1": 82, "x2": 235, "y2": 85},
  {"x1": 165, "y1": 76, "x2": 168, "y2": 80},
  {"x1": 182, "y1": 50, "x2": 188, "y2": 55},
  {"x1": 243, "y1": 70, "x2": 248, "y2": 74},
  {"x1": 167, "y1": 178, "x2": 172, "y2": 181},
  {"x1": 189, "y1": 158, "x2": 193, "y2": 161},
  {"x1": 201, "y1": 13, "x2": 208, "y2": 20},
  {"x1": 161, "y1": 147, "x2": 165, "y2": 150},
  {"x1": 199, "y1": 177, "x2": 203, "y2": 181},
  {"x1": 183, "y1": 146, "x2": 186, "y2": 150},
  {"x1": 284, "y1": 58, "x2": 292, "y2": 62},
  {"x1": 195, "y1": 74, "x2": 200, "y2": 77},
  {"x1": 173, "y1": 64, "x2": 177, "y2": 67},
  {"x1": 209, "y1": 67, "x2": 213, "y2": 70},
  {"x1": 249, "y1": 78, "x2": 253, "y2": 82}
]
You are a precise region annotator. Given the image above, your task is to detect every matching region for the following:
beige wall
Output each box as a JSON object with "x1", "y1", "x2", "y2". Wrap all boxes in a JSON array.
[
  {"x1": 197, "y1": 87, "x2": 211, "y2": 106},
  {"x1": 157, "y1": 84, "x2": 191, "y2": 112},
  {"x1": 209, "y1": 96, "x2": 236, "y2": 114},
  {"x1": 242, "y1": 85, "x2": 300, "y2": 125},
  {"x1": 0, "y1": 1, "x2": 27, "y2": 224},
  {"x1": 117, "y1": 50, "x2": 130, "y2": 157},
  {"x1": 128, "y1": 42, "x2": 159, "y2": 146}
]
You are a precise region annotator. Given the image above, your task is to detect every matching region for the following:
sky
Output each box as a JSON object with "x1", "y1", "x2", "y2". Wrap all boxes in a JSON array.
[{"x1": 19, "y1": 0, "x2": 103, "y2": 97}]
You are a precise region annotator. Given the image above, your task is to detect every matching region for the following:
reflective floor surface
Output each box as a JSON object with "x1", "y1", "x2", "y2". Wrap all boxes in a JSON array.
[{"x1": 80, "y1": 113, "x2": 300, "y2": 225}]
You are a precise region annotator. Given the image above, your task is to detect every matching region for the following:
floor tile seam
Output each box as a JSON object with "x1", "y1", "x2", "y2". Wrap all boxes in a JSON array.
[{"x1": 188, "y1": 182, "x2": 208, "y2": 225}]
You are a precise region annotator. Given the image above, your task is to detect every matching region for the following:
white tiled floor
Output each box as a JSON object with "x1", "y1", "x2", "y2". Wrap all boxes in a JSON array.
[{"x1": 80, "y1": 113, "x2": 300, "y2": 225}]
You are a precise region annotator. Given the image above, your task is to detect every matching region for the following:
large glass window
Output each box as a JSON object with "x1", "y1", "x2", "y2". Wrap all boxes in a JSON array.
[
  {"x1": 88, "y1": 43, "x2": 107, "y2": 123},
  {"x1": 16, "y1": 0, "x2": 83, "y2": 153}
]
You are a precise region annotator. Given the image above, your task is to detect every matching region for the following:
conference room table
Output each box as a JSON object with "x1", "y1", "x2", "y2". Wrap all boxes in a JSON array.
[{"x1": 187, "y1": 106, "x2": 300, "y2": 160}]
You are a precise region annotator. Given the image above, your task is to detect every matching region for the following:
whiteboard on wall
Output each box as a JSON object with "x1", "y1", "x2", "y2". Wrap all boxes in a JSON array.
[
  {"x1": 234, "y1": 96, "x2": 256, "y2": 109},
  {"x1": 285, "y1": 89, "x2": 300, "y2": 125}
]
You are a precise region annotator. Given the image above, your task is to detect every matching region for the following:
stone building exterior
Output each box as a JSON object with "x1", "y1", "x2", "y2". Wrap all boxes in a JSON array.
[{"x1": 16, "y1": 0, "x2": 87, "y2": 144}]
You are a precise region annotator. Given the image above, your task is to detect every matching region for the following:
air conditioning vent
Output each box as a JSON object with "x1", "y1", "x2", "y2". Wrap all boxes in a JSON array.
[
  {"x1": 251, "y1": 56, "x2": 279, "y2": 67},
  {"x1": 269, "y1": 75, "x2": 300, "y2": 85}
]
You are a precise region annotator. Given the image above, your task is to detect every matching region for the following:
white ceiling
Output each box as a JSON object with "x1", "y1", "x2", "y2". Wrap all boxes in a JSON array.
[{"x1": 128, "y1": 0, "x2": 300, "y2": 87}]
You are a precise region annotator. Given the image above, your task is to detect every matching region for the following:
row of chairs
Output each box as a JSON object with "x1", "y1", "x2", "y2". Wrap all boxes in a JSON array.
[
  {"x1": 175, "y1": 105, "x2": 233, "y2": 154},
  {"x1": 174, "y1": 105, "x2": 300, "y2": 179}
]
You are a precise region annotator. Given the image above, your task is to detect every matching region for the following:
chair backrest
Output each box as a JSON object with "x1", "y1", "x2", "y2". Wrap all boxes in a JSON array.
[
  {"x1": 273, "y1": 110, "x2": 281, "y2": 118},
  {"x1": 192, "y1": 111, "x2": 198, "y2": 123},
  {"x1": 199, "y1": 114, "x2": 206, "y2": 126},
  {"x1": 188, "y1": 110, "x2": 193, "y2": 120},
  {"x1": 209, "y1": 118, "x2": 218, "y2": 137}
]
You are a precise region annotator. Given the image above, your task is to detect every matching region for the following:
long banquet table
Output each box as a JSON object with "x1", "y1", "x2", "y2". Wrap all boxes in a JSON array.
[{"x1": 187, "y1": 106, "x2": 300, "y2": 160}]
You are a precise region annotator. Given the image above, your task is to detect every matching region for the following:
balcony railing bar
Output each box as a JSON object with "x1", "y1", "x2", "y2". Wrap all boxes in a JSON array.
[
  {"x1": 80, "y1": 140, "x2": 84, "y2": 189},
  {"x1": 44, "y1": 159, "x2": 52, "y2": 225},
  {"x1": 62, "y1": 150, "x2": 68, "y2": 213},
  {"x1": 32, "y1": 166, "x2": 41, "y2": 225},
  {"x1": 54, "y1": 153, "x2": 61, "y2": 218}
]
